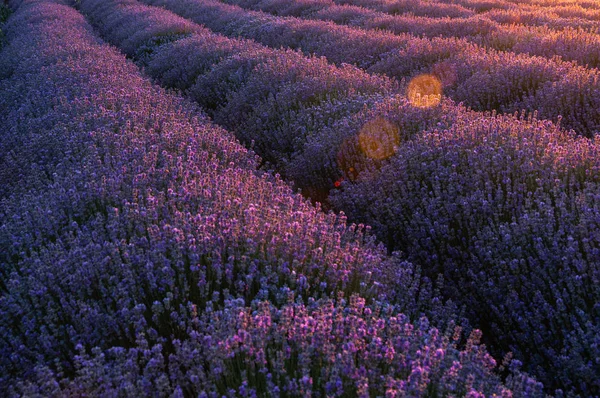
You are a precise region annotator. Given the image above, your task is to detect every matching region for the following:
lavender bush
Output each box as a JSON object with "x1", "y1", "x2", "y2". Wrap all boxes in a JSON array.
[
  {"x1": 332, "y1": 114, "x2": 600, "y2": 395},
  {"x1": 519, "y1": 66, "x2": 600, "y2": 139}
]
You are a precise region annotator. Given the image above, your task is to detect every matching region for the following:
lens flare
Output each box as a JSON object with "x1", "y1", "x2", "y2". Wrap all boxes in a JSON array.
[
  {"x1": 358, "y1": 117, "x2": 400, "y2": 160},
  {"x1": 407, "y1": 74, "x2": 442, "y2": 108}
]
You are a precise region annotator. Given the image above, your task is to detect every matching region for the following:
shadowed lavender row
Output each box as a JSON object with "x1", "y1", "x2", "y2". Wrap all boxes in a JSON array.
[
  {"x1": 331, "y1": 113, "x2": 600, "y2": 395},
  {"x1": 0, "y1": 0, "x2": 540, "y2": 396},
  {"x1": 78, "y1": 0, "x2": 403, "y2": 202}
]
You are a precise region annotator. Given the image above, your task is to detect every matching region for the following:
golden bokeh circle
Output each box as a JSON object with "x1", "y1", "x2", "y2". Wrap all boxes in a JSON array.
[
  {"x1": 407, "y1": 74, "x2": 443, "y2": 108},
  {"x1": 358, "y1": 117, "x2": 400, "y2": 161}
]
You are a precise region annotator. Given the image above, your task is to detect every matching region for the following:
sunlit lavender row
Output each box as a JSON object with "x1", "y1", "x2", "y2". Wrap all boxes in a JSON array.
[
  {"x1": 0, "y1": 0, "x2": 546, "y2": 396},
  {"x1": 140, "y1": 0, "x2": 600, "y2": 137},
  {"x1": 337, "y1": 0, "x2": 600, "y2": 25},
  {"x1": 223, "y1": 0, "x2": 600, "y2": 67},
  {"x1": 250, "y1": 0, "x2": 600, "y2": 25}
]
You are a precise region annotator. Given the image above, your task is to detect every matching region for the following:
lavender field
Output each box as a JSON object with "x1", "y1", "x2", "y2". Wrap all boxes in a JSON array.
[{"x1": 1, "y1": 0, "x2": 599, "y2": 396}]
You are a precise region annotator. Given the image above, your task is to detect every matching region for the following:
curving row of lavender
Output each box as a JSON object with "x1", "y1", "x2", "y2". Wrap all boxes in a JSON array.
[
  {"x1": 347, "y1": 0, "x2": 600, "y2": 25},
  {"x1": 140, "y1": 0, "x2": 600, "y2": 138},
  {"x1": 446, "y1": 0, "x2": 600, "y2": 22},
  {"x1": 72, "y1": 0, "x2": 600, "y2": 395},
  {"x1": 0, "y1": 0, "x2": 543, "y2": 396},
  {"x1": 484, "y1": 9, "x2": 600, "y2": 31},
  {"x1": 225, "y1": 0, "x2": 600, "y2": 68}
]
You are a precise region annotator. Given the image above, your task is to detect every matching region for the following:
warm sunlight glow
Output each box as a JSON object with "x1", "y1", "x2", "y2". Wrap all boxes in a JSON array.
[
  {"x1": 358, "y1": 117, "x2": 400, "y2": 160},
  {"x1": 407, "y1": 74, "x2": 442, "y2": 108}
]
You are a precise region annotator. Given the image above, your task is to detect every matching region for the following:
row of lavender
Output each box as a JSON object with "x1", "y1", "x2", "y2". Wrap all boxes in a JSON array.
[
  {"x1": 226, "y1": 0, "x2": 600, "y2": 66},
  {"x1": 244, "y1": 0, "x2": 600, "y2": 26},
  {"x1": 76, "y1": 0, "x2": 600, "y2": 394},
  {"x1": 342, "y1": 0, "x2": 600, "y2": 24},
  {"x1": 0, "y1": 0, "x2": 536, "y2": 396},
  {"x1": 336, "y1": 0, "x2": 600, "y2": 28},
  {"x1": 141, "y1": 0, "x2": 600, "y2": 138},
  {"x1": 465, "y1": 5, "x2": 600, "y2": 30},
  {"x1": 331, "y1": 112, "x2": 600, "y2": 395},
  {"x1": 429, "y1": 0, "x2": 600, "y2": 21},
  {"x1": 336, "y1": 0, "x2": 600, "y2": 21}
]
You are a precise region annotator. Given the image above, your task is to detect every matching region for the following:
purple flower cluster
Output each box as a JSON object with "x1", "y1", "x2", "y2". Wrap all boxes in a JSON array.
[
  {"x1": 0, "y1": 0, "x2": 539, "y2": 396},
  {"x1": 15, "y1": 296, "x2": 540, "y2": 397}
]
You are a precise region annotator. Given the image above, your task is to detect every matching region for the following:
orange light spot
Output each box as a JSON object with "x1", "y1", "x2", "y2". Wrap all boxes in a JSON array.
[
  {"x1": 358, "y1": 117, "x2": 400, "y2": 160},
  {"x1": 407, "y1": 74, "x2": 442, "y2": 108}
]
